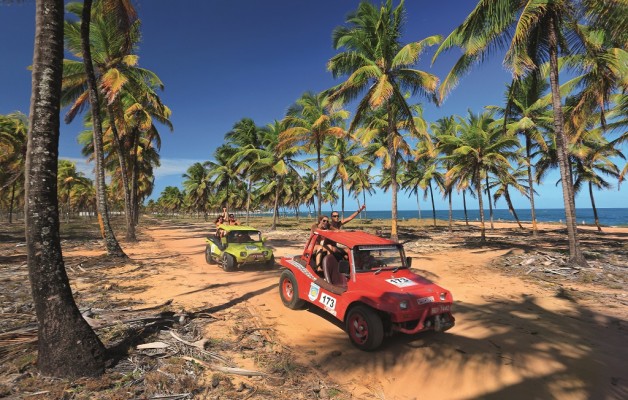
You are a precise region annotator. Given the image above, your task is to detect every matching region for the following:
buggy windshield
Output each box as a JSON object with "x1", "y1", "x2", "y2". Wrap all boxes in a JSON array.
[
  {"x1": 353, "y1": 245, "x2": 405, "y2": 272},
  {"x1": 227, "y1": 230, "x2": 261, "y2": 244}
]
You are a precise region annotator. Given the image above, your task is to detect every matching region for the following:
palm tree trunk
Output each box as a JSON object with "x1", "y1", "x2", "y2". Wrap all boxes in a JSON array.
[
  {"x1": 341, "y1": 181, "x2": 345, "y2": 219},
  {"x1": 106, "y1": 106, "x2": 135, "y2": 241},
  {"x1": 463, "y1": 189, "x2": 469, "y2": 226},
  {"x1": 272, "y1": 183, "x2": 280, "y2": 230},
  {"x1": 588, "y1": 182, "x2": 602, "y2": 232},
  {"x1": 245, "y1": 178, "x2": 252, "y2": 225},
  {"x1": 81, "y1": 0, "x2": 126, "y2": 258},
  {"x1": 429, "y1": 183, "x2": 436, "y2": 227},
  {"x1": 316, "y1": 144, "x2": 322, "y2": 217},
  {"x1": 476, "y1": 173, "x2": 486, "y2": 242},
  {"x1": 548, "y1": 18, "x2": 586, "y2": 266},
  {"x1": 130, "y1": 130, "x2": 140, "y2": 226},
  {"x1": 362, "y1": 191, "x2": 367, "y2": 220},
  {"x1": 448, "y1": 191, "x2": 453, "y2": 233},
  {"x1": 485, "y1": 175, "x2": 494, "y2": 230},
  {"x1": 8, "y1": 180, "x2": 16, "y2": 224},
  {"x1": 25, "y1": 0, "x2": 106, "y2": 378},
  {"x1": 525, "y1": 136, "x2": 539, "y2": 237},
  {"x1": 504, "y1": 188, "x2": 523, "y2": 229},
  {"x1": 415, "y1": 190, "x2": 422, "y2": 220},
  {"x1": 388, "y1": 115, "x2": 399, "y2": 242}
]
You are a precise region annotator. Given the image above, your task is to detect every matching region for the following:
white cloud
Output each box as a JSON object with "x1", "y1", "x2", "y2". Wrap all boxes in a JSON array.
[
  {"x1": 59, "y1": 156, "x2": 203, "y2": 180},
  {"x1": 154, "y1": 158, "x2": 204, "y2": 178}
]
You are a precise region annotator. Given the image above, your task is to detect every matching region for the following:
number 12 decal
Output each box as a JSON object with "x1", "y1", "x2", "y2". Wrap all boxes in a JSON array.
[{"x1": 319, "y1": 293, "x2": 336, "y2": 310}]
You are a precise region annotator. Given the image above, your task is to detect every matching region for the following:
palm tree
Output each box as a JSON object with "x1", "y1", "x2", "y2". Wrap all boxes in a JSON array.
[
  {"x1": 327, "y1": 0, "x2": 441, "y2": 241},
  {"x1": 24, "y1": 0, "x2": 106, "y2": 378},
  {"x1": 57, "y1": 159, "x2": 90, "y2": 223},
  {"x1": 572, "y1": 132, "x2": 623, "y2": 232},
  {"x1": 442, "y1": 111, "x2": 520, "y2": 242},
  {"x1": 73, "y1": 0, "x2": 126, "y2": 255},
  {"x1": 431, "y1": 0, "x2": 620, "y2": 265},
  {"x1": 489, "y1": 164, "x2": 530, "y2": 229},
  {"x1": 63, "y1": 1, "x2": 171, "y2": 241},
  {"x1": 488, "y1": 76, "x2": 553, "y2": 237},
  {"x1": 240, "y1": 121, "x2": 310, "y2": 229},
  {"x1": 225, "y1": 118, "x2": 266, "y2": 224},
  {"x1": 402, "y1": 158, "x2": 443, "y2": 228},
  {"x1": 182, "y1": 162, "x2": 211, "y2": 220},
  {"x1": 322, "y1": 137, "x2": 365, "y2": 218},
  {"x1": 346, "y1": 161, "x2": 376, "y2": 220},
  {"x1": 279, "y1": 91, "x2": 348, "y2": 216}
]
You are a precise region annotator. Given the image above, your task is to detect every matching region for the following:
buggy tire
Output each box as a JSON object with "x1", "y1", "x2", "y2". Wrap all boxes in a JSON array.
[
  {"x1": 345, "y1": 305, "x2": 384, "y2": 351},
  {"x1": 222, "y1": 253, "x2": 236, "y2": 272},
  {"x1": 279, "y1": 270, "x2": 305, "y2": 309},
  {"x1": 205, "y1": 246, "x2": 215, "y2": 265}
]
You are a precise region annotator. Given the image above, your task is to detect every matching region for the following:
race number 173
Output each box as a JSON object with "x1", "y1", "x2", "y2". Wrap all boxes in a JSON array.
[{"x1": 319, "y1": 293, "x2": 336, "y2": 310}]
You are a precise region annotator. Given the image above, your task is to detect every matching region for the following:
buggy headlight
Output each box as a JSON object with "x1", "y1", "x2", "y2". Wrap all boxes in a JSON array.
[
  {"x1": 240, "y1": 251, "x2": 247, "y2": 257},
  {"x1": 440, "y1": 292, "x2": 447, "y2": 301},
  {"x1": 399, "y1": 300, "x2": 409, "y2": 310},
  {"x1": 263, "y1": 251, "x2": 269, "y2": 256}
]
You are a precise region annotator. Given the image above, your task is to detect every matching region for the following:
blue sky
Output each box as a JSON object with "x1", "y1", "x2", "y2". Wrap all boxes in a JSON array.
[{"x1": 1, "y1": 1, "x2": 626, "y2": 213}]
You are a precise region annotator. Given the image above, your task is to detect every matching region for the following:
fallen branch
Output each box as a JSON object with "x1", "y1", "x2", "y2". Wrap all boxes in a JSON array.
[
  {"x1": 180, "y1": 356, "x2": 266, "y2": 377},
  {"x1": 169, "y1": 330, "x2": 234, "y2": 367}
]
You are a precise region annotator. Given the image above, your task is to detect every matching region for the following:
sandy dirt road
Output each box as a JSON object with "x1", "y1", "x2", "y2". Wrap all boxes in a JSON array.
[{"x1": 88, "y1": 221, "x2": 627, "y2": 400}]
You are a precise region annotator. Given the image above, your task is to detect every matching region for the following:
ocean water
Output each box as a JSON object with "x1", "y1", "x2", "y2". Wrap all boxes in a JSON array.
[{"x1": 275, "y1": 208, "x2": 628, "y2": 227}]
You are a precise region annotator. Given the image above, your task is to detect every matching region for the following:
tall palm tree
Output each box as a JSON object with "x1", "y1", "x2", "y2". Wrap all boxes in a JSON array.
[
  {"x1": 182, "y1": 162, "x2": 211, "y2": 220},
  {"x1": 431, "y1": 0, "x2": 620, "y2": 265},
  {"x1": 279, "y1": 91, "x2": 348, "y2": 216},
  {"x1": 488, "y1": 76, "x2": 553, "y2": 236},
  {"x1": 63, "y1": 1, "x2": 171, "y2": 241},
  {"x1": 225, "y1": 118, "x2": 265, "y2": 224},
  {"x1": 322, "y1": 137, "x2": 365, "y2": 218},
  {"x1": 327, "y1": 0, "x2": 441, "y2": 241},
  {"x1": 442, "y1": 111, "x2": 520, "y2": 242},
  {"x1": 75, "y1": 0, "x2": 125, "y2": 255},
  {"x1": 239, "y1": 121, "x2": 310, "y2": 229},
  {"x1": 24, "y1": 0, "x2": 106, "y2": 378}
]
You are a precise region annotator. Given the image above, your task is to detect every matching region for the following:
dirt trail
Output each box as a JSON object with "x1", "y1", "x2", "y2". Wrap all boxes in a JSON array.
[{"x1": 88, "y1": 221, "x2": 627, "y2": 400}]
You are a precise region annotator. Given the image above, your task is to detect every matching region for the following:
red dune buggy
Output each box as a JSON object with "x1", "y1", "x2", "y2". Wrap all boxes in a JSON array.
[{"x1": 278, "y1": 229, "x2": 455, "y2": 350}]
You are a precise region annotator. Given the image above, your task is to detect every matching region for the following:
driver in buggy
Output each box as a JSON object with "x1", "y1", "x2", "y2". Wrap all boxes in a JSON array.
[{"x1": 354, "y1": 249, "x2": 378, "y2": 271}]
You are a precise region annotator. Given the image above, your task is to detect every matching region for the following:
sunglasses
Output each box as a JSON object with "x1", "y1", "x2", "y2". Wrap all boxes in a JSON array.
[
  {"x1": 321, "y1": 219, "x2": 328, "y2": 223},
  {"x1": 331, "y1": 215, "x2": 339, "y2": 218}
]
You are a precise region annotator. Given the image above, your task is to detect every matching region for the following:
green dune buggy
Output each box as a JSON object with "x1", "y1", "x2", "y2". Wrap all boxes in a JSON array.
[{"x1": 205, "y1": 225, "x2": 275, "y2": 271}]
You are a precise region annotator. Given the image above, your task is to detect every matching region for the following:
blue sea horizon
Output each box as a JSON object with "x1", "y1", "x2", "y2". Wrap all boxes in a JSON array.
[{"x1": 262, "y1": 208, "x2": 628, "y2": 227}]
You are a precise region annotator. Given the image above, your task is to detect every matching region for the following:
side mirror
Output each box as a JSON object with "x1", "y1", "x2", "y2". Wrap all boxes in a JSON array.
[
  {"x1": 406, "y1": 256, "x2": 413, "y2": 268},
  {"x1": 339, "y1": 260, "x2": 350, "y2": 274}
]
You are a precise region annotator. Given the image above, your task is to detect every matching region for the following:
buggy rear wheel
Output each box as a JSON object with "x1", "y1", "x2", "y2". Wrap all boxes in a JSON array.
[
  {"x1": 345, "y1": 305, "x2": 384, "y2": 351},
  {"x1": 279, "y1": 270, "x2": 305, "y2": 309}
]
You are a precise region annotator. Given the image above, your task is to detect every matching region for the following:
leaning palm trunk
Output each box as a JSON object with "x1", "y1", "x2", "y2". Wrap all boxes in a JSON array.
[
  {"x1": 463, "y1": 189, "x2": 469, "y2": 226},
  {"x1": 547, "y1": 19, "x2": 586, "y2": 266},
  {"x1": 429, "y1": 183, "x2": 436, "y2": 228},
  {"x1": 272, "y1": 183, "x2": 280, "y2": 230},
  {"x1": 485, "y1": 175, "x2": 494, "y2": 230},
  {"x1": 475, "y1": 173, "x2": 486, "y2": 242},
  {"x1": 25, "y1": 0, "x2": 106, "y2": 378},
  {"x1": 588, "y1": 182, "x2": 602, "y2": 232},
  {"x1": 504, "y1": 188, "x2": 523, "y2": 229},
  {"x1": 81, "y1": 0, "x2": 126, "y2": 258},
  {"x1": 316, "y1": 145, "x2": 322, "y2": 217},
  {"x1": 525, "y1": 136, "x2": 539, "y2": 237},
  {"x1": 106, "y1": 107, "x2": 136, "y2": 241},
  {"x1": 448, "y1": 191, "x2": 453, "y2": 233},
  {"x1": 245, "y1": 178, "x2": 252, "y2": 225},
  {"x1": 8, "y1": 180, "x2": 16, "y2": 224}
]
